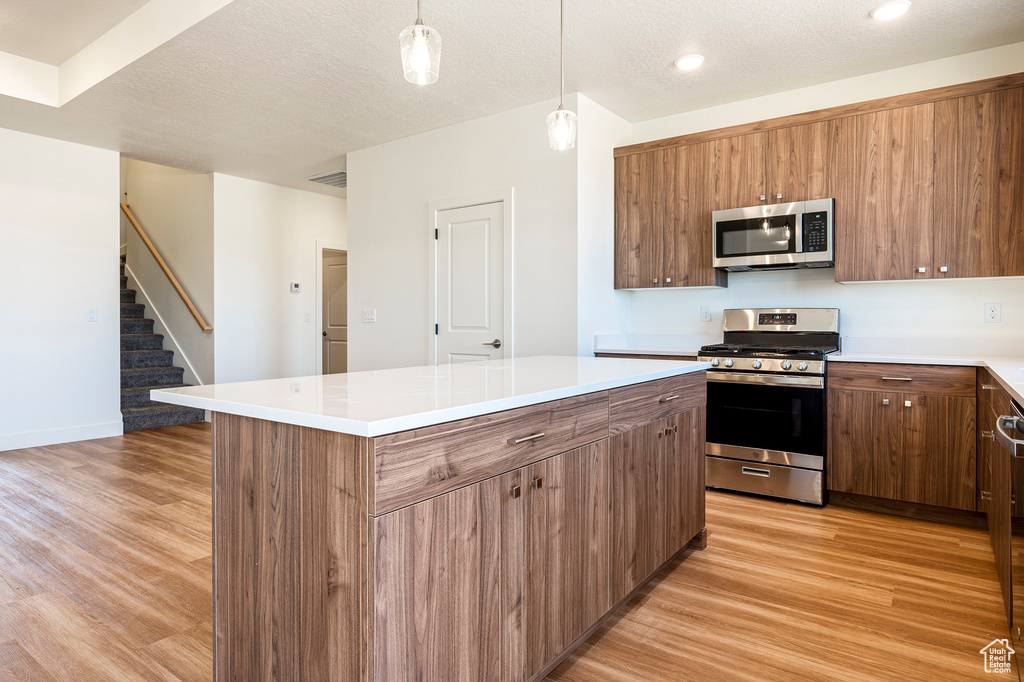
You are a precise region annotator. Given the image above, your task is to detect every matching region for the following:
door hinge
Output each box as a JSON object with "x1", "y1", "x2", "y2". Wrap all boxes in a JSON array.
[
  {"x1": 435, "y1": 229, "x2": 438, "y2": 239},
  {"x1": 435, "y1": 323, "x2": 438, "y2": 335}
]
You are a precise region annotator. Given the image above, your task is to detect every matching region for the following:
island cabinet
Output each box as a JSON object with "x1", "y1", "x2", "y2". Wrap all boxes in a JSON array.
[
  {"x1": 210, "y1": 369, "x2": 708, "y2": 682},
  {"x1": 827, "y1": 363, "x2": 977, "y2": 511}
]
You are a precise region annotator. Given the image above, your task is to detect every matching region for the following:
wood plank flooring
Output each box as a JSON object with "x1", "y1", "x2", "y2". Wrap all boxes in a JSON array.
[{"x1": 0, "y1": 425, "x2": 1016, "y2": 680}]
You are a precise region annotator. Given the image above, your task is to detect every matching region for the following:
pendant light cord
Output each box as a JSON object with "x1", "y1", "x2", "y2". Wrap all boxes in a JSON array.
[{"x1": 559, "y1": 0, "x2": 564, "y2": 107}]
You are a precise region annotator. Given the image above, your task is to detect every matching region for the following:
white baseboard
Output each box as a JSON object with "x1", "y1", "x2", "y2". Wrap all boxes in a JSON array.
[{"x1": 0, "y1": 421, "x2": 124, "y2": 452}]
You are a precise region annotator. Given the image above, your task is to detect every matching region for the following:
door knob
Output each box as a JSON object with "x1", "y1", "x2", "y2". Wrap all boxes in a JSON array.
[
  {"x1": 483, "y1": 339, "x2": 502, "y2": 349},
  {"x1": 322, "y1": 331, "x2": 328, "y2": 337}
]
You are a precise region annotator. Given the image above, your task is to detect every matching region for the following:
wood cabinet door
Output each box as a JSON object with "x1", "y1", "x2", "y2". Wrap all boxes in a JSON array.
[
  {"x1": 835, "y1": 103, "x2": 936, "y2": 282},
  {"x1": 371, "y1": 469, "x2": 524, "y2": 682},
  {"x1": 614, "y1": 151, "x2": 663, "y2": 289},
  {"x1": 662, "y1": 407, "x2": 706, "y2": 561},
  {"x1": 952, "y1": 87, "x2": 1024, "y2": 278},
  {"x1": 827, "y1": 389, "x2": 899, "y2": 498},
  {"x1": 899, "y1": 394, "x2": 977, "y2": 511},
  {"x1": 522, "y1": 441, "x2": 609, "y2": 679},
  {"x1": 609, "y1": 420, "x2": 661, "y2": 603},
  {"x1": 767, "y1": 121, "x2": 836, "y2": 204},
  {"x1": 715, "y1": 132, "x2": 769, "y2": 210},
  {"x1": 664, "y1": 142, "x2": 724, "y2": 288}
]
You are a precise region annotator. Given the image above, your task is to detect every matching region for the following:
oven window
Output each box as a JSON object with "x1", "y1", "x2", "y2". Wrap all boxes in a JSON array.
[
  {"x1": 706, "y1": 381, "x2": 825, "y2": 457},
  {"x1": 717, "y1": 215, "x2": 797, "y2": 257}
]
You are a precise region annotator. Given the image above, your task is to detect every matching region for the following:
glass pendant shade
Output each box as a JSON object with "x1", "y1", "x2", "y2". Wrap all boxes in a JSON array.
[
  {"x1": 547, "y1": 105, "x2": 577, "y2": 151},
  {"x1": 400, "y1": 22, "x2": 441, "y2": 85}
]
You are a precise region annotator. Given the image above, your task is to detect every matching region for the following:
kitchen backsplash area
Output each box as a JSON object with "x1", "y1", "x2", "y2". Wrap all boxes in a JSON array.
[{"x1": 624, "y1": 268, "x2": 1024, "y2": 351}]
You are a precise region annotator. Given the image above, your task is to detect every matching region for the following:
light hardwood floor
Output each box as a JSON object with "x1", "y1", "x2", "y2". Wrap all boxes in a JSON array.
[{"x1": 0, "y1": 424, "x2": 1016, "y2": 680}]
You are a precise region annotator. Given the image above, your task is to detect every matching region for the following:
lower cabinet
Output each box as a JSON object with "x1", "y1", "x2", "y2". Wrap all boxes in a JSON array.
[
  {"x1": 371, "y1": 407, "x2": 706, "y2": 681},
  {"x1": 828, "y1": 363, "x2": 976, "y2": 511},
  {"x1": 610, "y1": 407, "x2": 706, "y2": 603}
]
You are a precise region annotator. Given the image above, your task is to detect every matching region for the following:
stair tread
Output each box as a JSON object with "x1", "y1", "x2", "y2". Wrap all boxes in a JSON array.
[
  {"x1": 120, "y1": 383, "x2": 190, "y2": 395},
  {"x1": 121, "y1": 404, "x2": 203, "y2": 416},
  {"x1": 121, "y1": 333, "x2": 164, "y2": 339},
  {"x1": 120, "y1": 349, "x2": 172, "y2": 355},
  {"x1": 120, "y1": 366, "x2": 183, "y2": 374}
]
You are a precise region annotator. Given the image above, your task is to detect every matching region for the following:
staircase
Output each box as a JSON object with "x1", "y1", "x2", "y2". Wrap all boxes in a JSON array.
[{"x1": 120, "y1": 255, "x2": 206, "y2": 432}]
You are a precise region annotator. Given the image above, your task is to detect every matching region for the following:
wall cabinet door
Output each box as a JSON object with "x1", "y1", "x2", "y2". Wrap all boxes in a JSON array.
[
  {"x1": 522, "y1": 441, "x2": 609, "y2": 679},
  {"x1": 835, "y1": 103, "x2": 936, "y2": 282},
  {"x1": 948, "y1": 87, "x2": 1024, "y2": 278},
  {"x1": 767, "y1": 121, "x2": 837, "y2": 204},
  {"x1": 900, "y1": 394, "x2": 976, "y2": 510},
  {"x1": 828, "y1": 389, "x2": 900, "y2": 498},
  {"x1": 372, "y1": 469, "x2": 524, "y2": 682},
  {"x1": 664, "y1": 142, "x2": 724, "y2": 288},
  {"x1": 715, "y1": 132, "x2": 769, "y2": 210},
  {"x1": 614, "y1": 150, "x2": 663, "y2": 289}
]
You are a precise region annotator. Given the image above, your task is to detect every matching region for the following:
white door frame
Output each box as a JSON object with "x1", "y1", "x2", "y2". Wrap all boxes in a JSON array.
[
  {"x1": 315, "y1": 239, "x2": 347, "y2": 374},
  {"x1": 428, "y1": 188, "x2": 514, "y2": 365}
]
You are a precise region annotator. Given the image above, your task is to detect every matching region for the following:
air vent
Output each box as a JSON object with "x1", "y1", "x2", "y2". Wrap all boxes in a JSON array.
[{"x1": 306, "y1": 170, "x2": 347, "y2": 188}]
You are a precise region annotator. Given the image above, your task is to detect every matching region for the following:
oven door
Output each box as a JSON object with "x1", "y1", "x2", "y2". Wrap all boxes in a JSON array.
[{"x1": 705, "y1": 371, "x2": 826, "y2": 462}]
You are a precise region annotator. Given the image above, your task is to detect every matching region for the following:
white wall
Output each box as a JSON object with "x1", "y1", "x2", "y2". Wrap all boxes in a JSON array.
[
  {"x1": 347, "y1": 96, "x2": 579, "y2": 371},
  {"x1": 576, "y1": 94, "x2": 633, "y2": 355},
  {"x1": 213, "y1": 174, "x2": 347, "y2": 383},
  {"x1": 0, "y1": 128, "x2": 121, "y2": 451},
  {"x1": 124, "y1": 159, "x2": 215, "y2": 384},
  {"x1": 626, "y1": 42, "x2": 1024, "y2": 346}
]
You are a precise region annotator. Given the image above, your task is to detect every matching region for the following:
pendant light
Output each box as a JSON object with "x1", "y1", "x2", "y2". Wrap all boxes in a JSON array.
[
  {"x1": 400, "y1": 0, "x2": 442, "y2": 85},
  {"x1": 546, "y1": 0, "x2": 577, "y2": 150}
]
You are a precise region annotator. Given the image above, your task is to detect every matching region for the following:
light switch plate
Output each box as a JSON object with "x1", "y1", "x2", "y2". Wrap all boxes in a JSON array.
[{"x1": 363, "y1": 309, "x2": 377, "y2": 323}]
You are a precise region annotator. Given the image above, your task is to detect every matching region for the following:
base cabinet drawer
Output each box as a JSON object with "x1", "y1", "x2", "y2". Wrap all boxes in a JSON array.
[
  {"x1": 707, "y1": 456, "x2": 823, "y2": 506},
  {"x1": 829, "y1": 363, "x2": 975, "y2": 397},
  {"x1": 609, "y1": 372, "x2": 706, "y2": 434}
]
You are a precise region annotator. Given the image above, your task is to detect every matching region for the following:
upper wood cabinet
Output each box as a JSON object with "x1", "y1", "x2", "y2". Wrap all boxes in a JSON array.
[
  {"x1": 614, "y1": 144, "x2": 724, "y2": 289},
  {"x1": 715, "y1": 121, "x2": 836, "y2": 209},
  {"x1": 949, "y1": 87, "x2": 1024, "y2": 278},
  {"x1": 835, "y1": 103, "x2": 937, "y2": 282}
]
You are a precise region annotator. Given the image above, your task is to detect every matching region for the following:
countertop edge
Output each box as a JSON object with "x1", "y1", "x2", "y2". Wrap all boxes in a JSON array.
[{"x1": 152, "y1": 363, "x2": 707, "y2": 438}]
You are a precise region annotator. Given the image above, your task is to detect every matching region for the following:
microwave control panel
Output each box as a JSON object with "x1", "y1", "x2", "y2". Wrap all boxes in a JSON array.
[{"x1": 802, "y1": 211, "x2": 829, "y2": 252}]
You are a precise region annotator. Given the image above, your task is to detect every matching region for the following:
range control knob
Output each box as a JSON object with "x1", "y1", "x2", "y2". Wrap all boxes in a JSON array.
[
  {"x1": 798, "y1": 361, "x2": 808, "y2": 371},
  {"x1": 751, "y1": 360, "x2": 763, "y2": 370},
  {"x1": 781, "y1": 360, "x2": 792, "y2": 370},
  {"x1": 724, "y1": 358, "x2": 734, "y2": 368},
  {"x1": 710, "y1": 358, "x2": 720, "y2": 367}
]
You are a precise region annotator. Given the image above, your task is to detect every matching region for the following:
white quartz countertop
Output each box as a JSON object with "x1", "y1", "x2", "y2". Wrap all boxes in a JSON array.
[{"x1": 151, "y1": 355, "x2": 707, "y2": 437}]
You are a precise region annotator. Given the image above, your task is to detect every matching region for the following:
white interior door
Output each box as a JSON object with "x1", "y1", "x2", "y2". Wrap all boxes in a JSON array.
[
  {"x1": 322, "y1": 251, "x2": 347, "y2": 373},
  {"x1": 436, "y1": 202, "x2": 504, "y2": 364}
]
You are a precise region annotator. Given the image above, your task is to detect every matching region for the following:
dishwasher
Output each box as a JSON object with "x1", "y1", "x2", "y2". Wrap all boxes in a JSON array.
[{"x1": 993, "y1": 398, "x2": 1024, "y2": 640}]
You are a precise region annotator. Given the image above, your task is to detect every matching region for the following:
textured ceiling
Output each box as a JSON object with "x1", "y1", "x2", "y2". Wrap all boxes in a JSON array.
[
  {"x1": 0, "y1": 0, "x2": 149, "y2": 64},
  {"x1": 0, "y1": 0, "x2": 1021, "y2": 194}
]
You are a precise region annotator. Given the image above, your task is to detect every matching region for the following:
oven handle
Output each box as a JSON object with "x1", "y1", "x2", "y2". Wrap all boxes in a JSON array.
[{"x1": 706, "y1": 371, "x2": 824, "y2": 389}]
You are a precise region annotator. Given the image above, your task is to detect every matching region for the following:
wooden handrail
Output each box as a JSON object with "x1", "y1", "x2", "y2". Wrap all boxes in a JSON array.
[{"x1": 120, "y1": 202, "x2": 213, "y2": 333}]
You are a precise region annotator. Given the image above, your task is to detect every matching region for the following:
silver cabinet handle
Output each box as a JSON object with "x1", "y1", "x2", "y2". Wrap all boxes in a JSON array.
[
  {"x1": 882, "y1": 399, "x2": 890, "y2": 406},
  {"x1": 939, "y1": 266, "x2": 948, "y2": 273},
  {"x1": 917, "y1": 267, "x2": 926, "y2": 274},
  {"x1": 510, "y1": 485, "x2": 521, "y2": 499},
  {"x1": 659, "y1": 395, "x2": 680, "y2": 403},
  {"x1": 904, "y1": 400, "x2": 912, "y2": 407},
  {"x1": 982, "y1": 384, "x2": 994, "y2": 390},
  {"x1": 483, "y1": 339, "x2": 502, "y2": 348},
  {"x1": 997, "y1": 416, "x2": 1024, "y2": 457},
  {"x1": 741, "y1": 466, "x2": 771, "y2": 478},
  {"x1": 532, "y1": 477, "x2": 543, "y2": 490},
  {"x1": 881, "y1": 377, "x2": 913, "y2": 382},
  {"x1": 508, "y1": 432, "x2": 545, "y2": 445},
  {"x1": 982, "y1": 430, "x2": 996, "y2": 441}
]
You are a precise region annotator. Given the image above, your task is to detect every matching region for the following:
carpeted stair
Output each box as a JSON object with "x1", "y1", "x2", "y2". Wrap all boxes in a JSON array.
[{"x1": 119, "y1": 255, "x2": 206, "y2": 432}]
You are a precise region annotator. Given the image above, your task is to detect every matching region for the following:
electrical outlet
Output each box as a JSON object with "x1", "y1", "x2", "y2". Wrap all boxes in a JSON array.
[
  {"x1": 985, "y1": 303, "x2": 1001, "y2": 323},
  {"x1": 87, "y1": 309, "x2": 98, "y2": 322},
  {"x1": 304, "y1": 312, "x2": 311, "y2": 323},
  {"x1": 699, "y1": 306, "x2": 712, "y2": 322},
  {"x1": 290, "y1": 282, "x2": 301, "y2": 293},
  {"x1": 363, "y1": 309, "x2": 377, "y2": 323}
]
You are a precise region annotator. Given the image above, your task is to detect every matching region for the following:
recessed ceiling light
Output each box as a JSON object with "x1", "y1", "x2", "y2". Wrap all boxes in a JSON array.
[
  {"x1": 675, "y1": 54, "x2": 705, "y2": 71},
  {"x1": 870, "y1": 0, "x2": 911, "y2": 21}
]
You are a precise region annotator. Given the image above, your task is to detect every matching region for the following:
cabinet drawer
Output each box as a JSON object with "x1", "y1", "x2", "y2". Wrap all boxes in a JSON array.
[
  {"x1": 609, "y1": 372, "x2": 706, "y2": 435},
  {"x1": 828, "y1": 363, "x2": 975, "y2": 397},
  {"x1": 370, "y1": 392, "x2": 609, "y2": 515}
]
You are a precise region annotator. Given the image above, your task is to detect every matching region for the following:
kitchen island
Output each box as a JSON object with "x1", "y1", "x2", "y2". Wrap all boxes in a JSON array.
[{"x1": 154, "y1": 355, "x2": 709, "y2": 681}]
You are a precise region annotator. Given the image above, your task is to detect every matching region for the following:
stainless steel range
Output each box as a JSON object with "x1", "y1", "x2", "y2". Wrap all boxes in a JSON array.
[{"x1": 698, "y1": 308, "x2": 840, "y2": 505}]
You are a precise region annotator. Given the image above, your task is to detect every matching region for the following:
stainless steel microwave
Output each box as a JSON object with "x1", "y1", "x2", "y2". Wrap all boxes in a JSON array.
[{"x1": 712, "y1": 198, "x2": 834, "y2": 271}]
